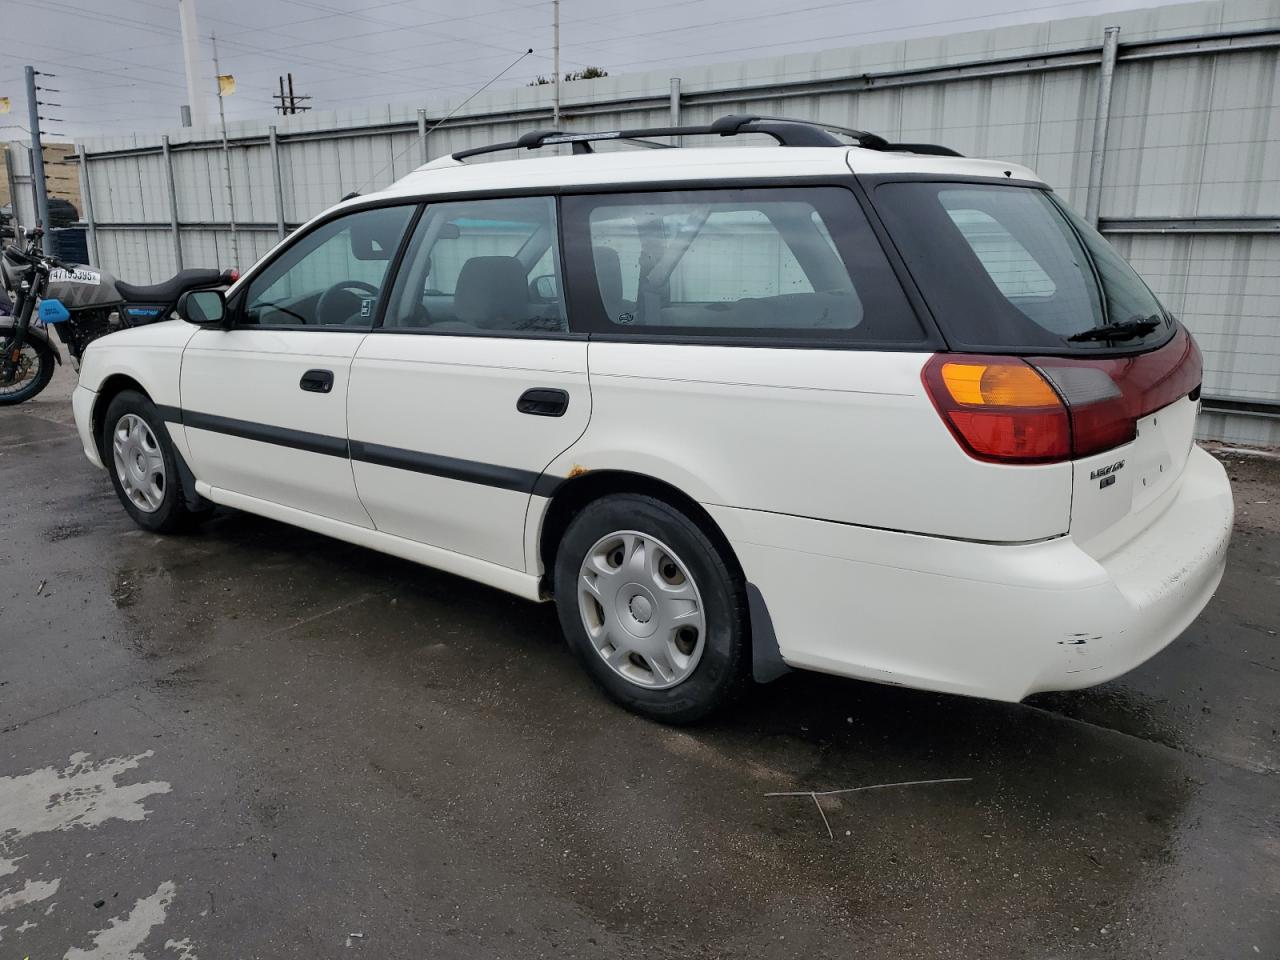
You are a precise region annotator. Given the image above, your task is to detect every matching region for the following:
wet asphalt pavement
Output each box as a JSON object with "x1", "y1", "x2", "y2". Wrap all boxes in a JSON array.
[{"x1": 1, "y1": 368, "x2": 1278, "y2": 959}]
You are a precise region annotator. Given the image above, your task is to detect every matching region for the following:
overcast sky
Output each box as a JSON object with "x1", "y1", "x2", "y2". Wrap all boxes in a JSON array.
[{"x1": 2, "y1": 0, "x2": 1181, "y2": 140}]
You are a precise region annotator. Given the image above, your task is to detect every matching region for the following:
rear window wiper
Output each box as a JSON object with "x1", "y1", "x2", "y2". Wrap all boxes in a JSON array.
[{"x1": 1066, "y1": 315, "x2": 1162, "y2": 342}]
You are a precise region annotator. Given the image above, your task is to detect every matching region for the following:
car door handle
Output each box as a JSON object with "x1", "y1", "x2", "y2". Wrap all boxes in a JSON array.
[
  {"x1": 517, "y1": 388, "x2": 569, "y2": 417},
  {"x1": 300, "y1": 369, "x2": 334, "y2": 394}
]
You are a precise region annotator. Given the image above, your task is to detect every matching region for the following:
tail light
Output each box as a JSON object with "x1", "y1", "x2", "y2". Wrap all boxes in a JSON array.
[
  {"x1": 923, "y1": 326, "x2": 1202, "y2": 465},
  {"x1": 923, "y1": 356, "x2": 1070, "y2": 462}
]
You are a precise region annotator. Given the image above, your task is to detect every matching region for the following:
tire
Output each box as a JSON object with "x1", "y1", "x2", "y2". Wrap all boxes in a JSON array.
[
  {"x1": 102, "y1": 390, "x2": 211, "y2": 534},
  {"x1": 0, "y1": 338, "x2": 56, "y2": 406},
  {"x1": 553, "y1": 493, "x2": 748, "y2": 724}
]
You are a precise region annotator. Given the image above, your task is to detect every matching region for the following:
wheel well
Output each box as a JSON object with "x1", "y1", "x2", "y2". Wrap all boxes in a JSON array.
[
  {"x1": 91, "y1": 374, "x2": 148, "y2": 461},
  {"x1": 537, "y1": 470, "x2": 744, "y2": 596}
]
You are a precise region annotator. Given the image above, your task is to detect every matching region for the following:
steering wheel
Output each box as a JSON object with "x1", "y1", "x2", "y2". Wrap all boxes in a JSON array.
[{"x1": 315, "y1": 279, "x2": 380, "y2": 326}]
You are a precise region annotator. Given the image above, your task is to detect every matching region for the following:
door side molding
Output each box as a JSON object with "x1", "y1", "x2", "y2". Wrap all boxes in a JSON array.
[{"x1": 161, "y1": 405, "x2": 567, "y2": 497}]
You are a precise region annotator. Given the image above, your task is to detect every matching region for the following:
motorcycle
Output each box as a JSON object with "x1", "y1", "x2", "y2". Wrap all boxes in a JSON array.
[{"x1": 0, "y1": 226, "x2": 236, "y2": 405}]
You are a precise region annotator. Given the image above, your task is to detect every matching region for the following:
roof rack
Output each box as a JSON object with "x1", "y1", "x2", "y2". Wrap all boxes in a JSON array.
[{"x1": 450, "y1": 114, "x2": 962, "y2": 161}]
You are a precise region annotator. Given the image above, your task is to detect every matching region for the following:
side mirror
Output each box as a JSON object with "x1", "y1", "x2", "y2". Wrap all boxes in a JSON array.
[
  {"x1": 179, "y1": 289, "x2": 227, "y2": 326},
  {"x1": 530, "y1": 274, "x2": 559, "y2": 300}
]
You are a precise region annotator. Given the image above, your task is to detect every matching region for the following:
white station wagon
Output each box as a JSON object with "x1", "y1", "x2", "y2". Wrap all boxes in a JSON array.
[{"x1": 72, "y1": 115, "x2": 1234, "y2": 722}]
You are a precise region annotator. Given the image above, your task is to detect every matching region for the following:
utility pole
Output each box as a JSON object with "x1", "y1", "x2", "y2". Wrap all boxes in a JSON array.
[
  {"x1": 273, "y1": 73, "x2": 312, "y2": 115},
  {"x1": 552, "y1": 0, "x2": 560, "y2": 127},
  {"x1": 211, "y1": 33, "x2": 239, "y2": 267},
  {"x1": 24, "y1": 66, "x2": 49, "y2": 230},
  {"x1": 178, "y1": 0, "x2": 209, "y2": 128}
]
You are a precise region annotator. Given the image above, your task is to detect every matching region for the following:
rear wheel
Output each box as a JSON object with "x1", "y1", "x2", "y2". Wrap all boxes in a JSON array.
[
  {"x1": 102, "y1": 390, "x2": 211, "y2": 533},
  {"x1": 0, "y1": 338, "x2": 55, "y2": 406},
  {"x1": 553, "y1": 494, "x2": 748, "y2": 723}
]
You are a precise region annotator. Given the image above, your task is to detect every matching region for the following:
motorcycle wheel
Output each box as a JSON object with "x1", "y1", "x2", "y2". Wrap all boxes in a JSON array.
[{"x1": 0, "y1": 338, "x2": 56, "y2": 406}]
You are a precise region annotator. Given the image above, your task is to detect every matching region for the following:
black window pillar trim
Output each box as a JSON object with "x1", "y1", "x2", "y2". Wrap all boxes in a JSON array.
[
  {"x1": 844, "y1": 174, "x2": 948, "y2": 349},
  {"x1": 371, "y1": 203, "x2": 426, "y2": 330}
]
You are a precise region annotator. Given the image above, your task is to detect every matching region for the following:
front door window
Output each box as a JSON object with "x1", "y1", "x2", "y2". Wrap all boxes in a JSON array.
[{"x1": 242, "y1": 205, "x2": 414, "y2": 328}]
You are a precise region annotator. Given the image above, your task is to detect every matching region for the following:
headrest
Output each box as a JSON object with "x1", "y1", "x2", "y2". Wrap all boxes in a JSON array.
[{"x1": 454, "y1": 256, "x2": 528, "y2": 328}]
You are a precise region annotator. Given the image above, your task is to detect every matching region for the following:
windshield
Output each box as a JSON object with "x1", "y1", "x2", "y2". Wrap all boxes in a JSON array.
[{"x1": 873, "y1": 182, "x2": 1173, "y2": 352}]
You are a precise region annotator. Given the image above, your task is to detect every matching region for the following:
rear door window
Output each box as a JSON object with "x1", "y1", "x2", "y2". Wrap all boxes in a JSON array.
[
  {"x1": 562, "y1": 187, "x2": 923, "y2": 344},
  {"x1": 873, "y1": 182, "x2": 1172, "y2": 353},
  {"x1": 383, "y1": 195, "x2": 566, "y2": 334}
]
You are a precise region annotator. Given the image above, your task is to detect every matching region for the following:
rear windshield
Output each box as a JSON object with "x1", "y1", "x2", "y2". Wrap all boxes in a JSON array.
[{"x1": 873, "y1": 182, "x2": 1173, "y2": 353}]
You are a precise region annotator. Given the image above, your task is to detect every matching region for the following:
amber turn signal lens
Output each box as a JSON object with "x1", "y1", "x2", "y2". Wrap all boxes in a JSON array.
[
  {"x1": 923, "y1": 355, "x2": 1073, "y2": 463},
  {"x1": 939, "y1": 362, "x2": 1061, "y2": 407}
]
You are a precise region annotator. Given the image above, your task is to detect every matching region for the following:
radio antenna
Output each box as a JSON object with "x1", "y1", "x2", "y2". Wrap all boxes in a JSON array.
[{"x1": 353, "y1": 47, "x2": 535, "y2": 196}]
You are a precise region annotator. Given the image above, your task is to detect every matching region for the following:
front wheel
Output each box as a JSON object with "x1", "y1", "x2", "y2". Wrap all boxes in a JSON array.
[
  {"x1": 102, "y1": 390, "x2": 211, "y2": 533},
  {"x1": 553, "y1": 494, "x2": 749, "y2": 724},
  {"x1": 0, "y1": 338, "x2": 56, "y2": 406}
]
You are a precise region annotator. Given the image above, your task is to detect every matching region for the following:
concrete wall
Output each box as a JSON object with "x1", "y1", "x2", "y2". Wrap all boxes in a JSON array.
[{"x1": 51, "y1": 0, "x2": 1280, "y2": 444}]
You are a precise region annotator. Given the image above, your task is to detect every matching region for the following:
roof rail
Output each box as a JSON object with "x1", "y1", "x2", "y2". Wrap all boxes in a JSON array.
[{"x1": 450, "y1": 114, "x2": 962, "y2": 161}]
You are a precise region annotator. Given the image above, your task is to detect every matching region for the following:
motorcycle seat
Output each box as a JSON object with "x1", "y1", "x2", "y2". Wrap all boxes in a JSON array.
[{"x1": 116, "y1": 268, "x2": 227, "y2": 303}]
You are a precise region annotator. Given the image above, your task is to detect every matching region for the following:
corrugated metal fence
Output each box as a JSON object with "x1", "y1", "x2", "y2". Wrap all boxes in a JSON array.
[{"x1": 10, "y1": 0, "x2": 1280, "y2": 444}]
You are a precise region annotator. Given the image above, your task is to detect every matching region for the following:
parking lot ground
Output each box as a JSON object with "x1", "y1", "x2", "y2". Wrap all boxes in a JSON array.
[{"x1": 2, "y1": 368, "x2": 1278, "y2": 959}]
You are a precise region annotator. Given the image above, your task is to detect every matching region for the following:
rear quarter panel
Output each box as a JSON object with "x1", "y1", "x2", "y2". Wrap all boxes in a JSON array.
[{"x1": 542, "y1": 342, "x2": 1072, "y2": 544}]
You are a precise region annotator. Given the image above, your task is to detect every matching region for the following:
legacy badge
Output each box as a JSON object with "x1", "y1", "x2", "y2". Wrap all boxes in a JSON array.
[{"x1": 1091, "y1": 460, "x2": 1125, "y2": 488}]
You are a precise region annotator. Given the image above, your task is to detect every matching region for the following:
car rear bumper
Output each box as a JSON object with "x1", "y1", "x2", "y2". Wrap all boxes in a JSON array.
[
  {"x1": 710, "y1": 445, "x2": 1233, "y2": 702},
  {"x1": 72, "y1": 382, "x2": 103, "y2": 469}
]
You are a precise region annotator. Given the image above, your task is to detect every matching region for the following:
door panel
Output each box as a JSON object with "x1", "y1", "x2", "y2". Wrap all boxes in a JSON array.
[
  {"x1": 348, "y1": 335, "x2": 589, "y2": 569},
  {"x1": 179, "y1": 203, "x2": 414, "y2": 527},
  {"x1": 181, "y1": 328, "x2": 372, "y2": 527}
]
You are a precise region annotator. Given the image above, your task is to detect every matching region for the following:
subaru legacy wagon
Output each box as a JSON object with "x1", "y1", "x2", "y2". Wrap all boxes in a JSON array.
[{"x1": 71, "y1": 115, "x2": 1233, "y2": 722}]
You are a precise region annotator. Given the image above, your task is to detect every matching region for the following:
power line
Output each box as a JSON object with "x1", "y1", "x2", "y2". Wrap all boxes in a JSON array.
[
  {"x1": 62, "y1": 0, "x2": 554, "y2": 63},
  {"x1": 4, "y1": 35, "x2": 193, "y2": 87},
  {"x1": 6, "y1": 0, "x2": 1145, "y2": 138},
  {"x1": 3, "y1": 1, "x2": 565, "y2": 117},
  {"x1": 9, "y1": 0, "x2": 183, "y2": 42},
  {"x1": 3, "y1": 33, "x2": 517, "y2": 108},
  {"x1": 553, "y1": 0, "x2": 883, "y2": 57},
  {"x1": 569, "y1": 0, "x2": 1144, "y2": 73}
]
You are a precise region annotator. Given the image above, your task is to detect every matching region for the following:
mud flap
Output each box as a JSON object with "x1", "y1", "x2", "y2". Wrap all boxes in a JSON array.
[
  {"x1": 170, "y1": 445, "x2": 212, "y2": 512},
  {"x1": 152, "y1": 413, "x2": 212, "y2": 513},
  {"x1": 747, "y1": 582, "x2": 791, "y2": 684}
]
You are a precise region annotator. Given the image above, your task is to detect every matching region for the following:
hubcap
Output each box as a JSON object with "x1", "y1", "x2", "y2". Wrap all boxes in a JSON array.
[
  {"x1": 111, "y1": 413, "x2": 166, "y2": 513},
  {"x1": 577, "y1": 530, "x2": 706, "y2": 690}
]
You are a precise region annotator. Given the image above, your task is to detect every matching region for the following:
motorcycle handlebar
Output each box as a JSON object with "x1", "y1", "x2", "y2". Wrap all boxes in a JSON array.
[{"x1": 3, "y1": 244, "x2": 73, "y2": 274}]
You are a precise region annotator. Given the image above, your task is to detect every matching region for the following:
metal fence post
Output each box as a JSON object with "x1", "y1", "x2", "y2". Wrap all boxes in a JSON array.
[
  {"x1": 161, "y1": 136, "x2": 183, "y2": 270},
  {"x1": 25, "y1": 65, "x2": 50, "y2": 231},
  {"x1": 1085, "y1": 25, "x2": 1120, "y2": 226},
  {"x1": 3, "y1": 145, "x2": 21, "y2": 230},
  {"x1": 269, "y1": 125, "x2": 286, "y2": 240},
  {"x1": 76, "y1": 143, "x2": 100, "y2": 267},
  {"x1": 417, "y1": 108, "x2": 429, "y2": 165},
  {"x1": 669, "y1": 77, "x2": 682, "y2": 145}
]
